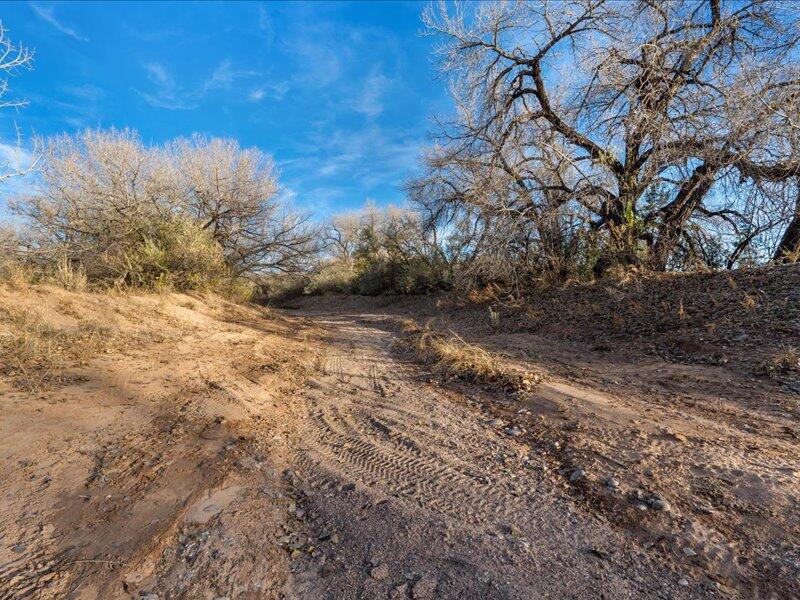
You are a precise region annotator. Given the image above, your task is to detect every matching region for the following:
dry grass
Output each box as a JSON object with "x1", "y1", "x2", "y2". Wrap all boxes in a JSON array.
[
  {"x1": 0, "y1": 305, "x2": 116, "y2": 393},
  {"x1": 758, "y1": 345, "x2": 800, "y2": 378},
  {"x1": 0, "y1": 258, "x2": 34, "y2": 289},
  {"x1": 402, "y1": 319, "x2": 541, "y2": 392}
]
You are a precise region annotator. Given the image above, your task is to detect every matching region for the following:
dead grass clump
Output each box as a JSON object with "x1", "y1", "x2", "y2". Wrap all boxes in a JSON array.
[
  {"x1": 758, "y1": 346, "x2": 800, "y2": 378},
  {"x1": 0, "y1": 258, "x2": 34, "y2": 289},
  {"x1": 415, "y1": 327, "x2": 540, "y2": 392},
  {"x1": 49, "y1": 256, "x2": 89, "y2": 292},
  {"x1": 0, "y1": 306, "x2": 116, "y2": 392}
]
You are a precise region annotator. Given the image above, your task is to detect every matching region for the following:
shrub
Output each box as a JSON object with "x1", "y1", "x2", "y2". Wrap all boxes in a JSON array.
[
  {"x1": 305, "y1": 260, "x2": 355, "y2": 295},
  {"x1": 10, "y1": 128, "x2": 320, "y2": 292},
  {"x1": 119, "y1": 217, "x2": 228, "y2": 291}
]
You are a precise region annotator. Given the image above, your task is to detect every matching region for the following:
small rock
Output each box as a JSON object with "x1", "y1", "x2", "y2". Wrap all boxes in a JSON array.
[
  {"x1": 651, "y1": 499, "x2": 670, "y2": 512},
  {"x1": 291, "y1": 549, "x2": 302, "y2": 559},
  {"x1": 569, "y1": 469, "x2": 585, "y2": 483},
  {"x1": 678, "y1": 578, "x2": 689, "y2": 586},
  {"x1": 317, "y1": 529, "x2": 332, "y2": 541},
  {"x1": 487, "y1": 418, "x2": 504, "y2": 427},
  {"x1": 505, "y1": 426, "x2": 523, "y2": 437},
  {"x1": 370, "y1": 564, "x2": 389, "y2": 581},
  {"x1": 682, "y1": 547, "x2": 697, "y2": 557},
  {"x1": 603, "y1": 478, "x2": 619, "y2": 489},
  {"x1": 390, "y1": 583, "x2": 408, "y2": 599},
  {"x1": 340, "y1": 483, "x2": 356, "y2": 492}
]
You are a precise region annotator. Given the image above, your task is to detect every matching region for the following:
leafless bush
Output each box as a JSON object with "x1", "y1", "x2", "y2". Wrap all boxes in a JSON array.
[
  {"x1": 10, "y1": 129, "x2": 320, "y2": 291},
  {"x1": 314, "y1": 204, "x2": 453, "y2": 295}
]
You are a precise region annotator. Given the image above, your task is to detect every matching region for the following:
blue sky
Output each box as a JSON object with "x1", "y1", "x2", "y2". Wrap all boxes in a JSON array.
[{"x1": 0, "y1": 1, "x2": 451, "y2": 217}]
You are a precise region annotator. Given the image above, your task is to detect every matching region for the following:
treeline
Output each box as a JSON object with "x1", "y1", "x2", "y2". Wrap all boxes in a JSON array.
[{"x1": 4, "y1": 1, "x2": 800, "y2": 302}]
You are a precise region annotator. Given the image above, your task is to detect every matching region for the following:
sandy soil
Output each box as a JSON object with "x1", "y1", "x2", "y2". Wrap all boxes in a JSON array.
[{"x1": 1, "y1": 275, "x2": 798, "y2": 598}]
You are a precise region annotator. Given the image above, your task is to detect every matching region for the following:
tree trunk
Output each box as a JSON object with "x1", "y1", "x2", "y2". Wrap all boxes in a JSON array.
[
  {"x1": 774, "y1": 195, "x2": 800, "y2": 262},
  {"x1": 651, "y1": 163, "x2": 715, "y2": 270}
]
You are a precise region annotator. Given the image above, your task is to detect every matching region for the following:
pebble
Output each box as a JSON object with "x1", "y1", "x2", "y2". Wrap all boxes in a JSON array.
[
  {"x1": 651, "y1": 499, "x2": 670, "y2": 511},
  {"x1": 682, "y1": 547, "x2": 697, "y2": 557},
  {"x1": 505, "y1": 426, "x2": 523, "y2": 437},
  {"x1": 603, "y1": 478, "x2": 619, "y2": 489},
  {"x1": 678, "y1": 578, "x2": 689, "y2": 586},
  {"x1": 370, "y1": 564, "x2": 389, "y2": 581},
  {"x1": 569, "y1": 469, "x2": 585, "y2": 483},
  {"x1": 487, "y1": 418, "x2": 504, "y2": 427}
]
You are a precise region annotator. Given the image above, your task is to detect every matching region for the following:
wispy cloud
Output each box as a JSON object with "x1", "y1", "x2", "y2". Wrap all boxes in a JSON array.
[
  {"x1": 350, "y1": 68, "x2": 390, "y2": 117},
  {"x1": 249, "y1": 88, "x2": 266, "y2": 102},
  {"x1": 0, "y1": 142, "x2": 35, "y2": 174},
  {"x1": 61, "y1": 84, "x2": 106, "y2": 102},
  {"x1": 248, "y1": 82, "x2": 289, "y2": 103},
  {"x1": 29, "y1": 2, "x2": 89, "y2": 42},
  {"x1": 202, "y1": 60, "x2": 257, "y2": 94},
  {"x1": 256, "y1": 4, "x2": 274, "y2": 44},
  {"x1": 137, "y1": 62, "x2": 199, "y2": 110},
  {"x1": 138, "y1": 60, "x2": 271, "y2": 110}
]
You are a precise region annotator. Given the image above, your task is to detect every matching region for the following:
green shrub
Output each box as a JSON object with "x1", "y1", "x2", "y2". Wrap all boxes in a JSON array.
[{"x1": 119, "y1": 217, "x2": 228, "y2": 291}]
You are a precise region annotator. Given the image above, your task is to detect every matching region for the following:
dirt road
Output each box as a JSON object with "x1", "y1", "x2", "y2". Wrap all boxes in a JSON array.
[{"x1": 276, "y1": 308, "x2": 708, "y2": 599}]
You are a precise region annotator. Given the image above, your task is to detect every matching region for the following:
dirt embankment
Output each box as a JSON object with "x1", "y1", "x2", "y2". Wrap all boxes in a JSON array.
[{"x1": 0, "y1": 285, "x2": 324, "y2": 598}]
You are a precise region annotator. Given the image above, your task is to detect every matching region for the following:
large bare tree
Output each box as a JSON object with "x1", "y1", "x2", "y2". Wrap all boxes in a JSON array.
[{"x1": 417, "y1": 0, "x2": 800, "y2": 276}]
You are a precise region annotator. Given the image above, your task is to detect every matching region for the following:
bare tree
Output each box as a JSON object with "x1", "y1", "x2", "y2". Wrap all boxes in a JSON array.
[
  {"x1": 418, "y1": 0, "x2": 800, "y2": 276},
  {"x1": 12, "y1": 129, "x2": 179, "y2": 278},
  {"x1": 0, "y1": 21, "x2": 37, "y2": 184},
  {"x1": 170, "y1": 135, "x2": 321, "y2": 276},
  {"x1": 12, "y1": 129, "x2": 321, "y2": 283}
]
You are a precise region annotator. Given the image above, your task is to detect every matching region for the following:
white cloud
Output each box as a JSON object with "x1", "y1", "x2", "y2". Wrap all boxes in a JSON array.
[
  {"x1": 138, "y1": 60, "x2": 270, "y2": 110},
  {"x1": 137, "y1": 62, "x2": 199, "y2": 110},
  {"x1": 257, "y1": 4, "x2": 274, "y2": 43},
  {"x1": 29, "y1": 2, "x2": 89, "y2": 42},
  {"x1": 350, "y1": 69, "x2": 390, "y2": 117},
  {"x1": 248, "y1": 82, "x2": 289, "y2": 103},
  {"x1": 61, "y1": 84, "x2": 106, "y2": 102},
  {"x1": 0, "y1": 142, "x2": 34, "y2": 173}
]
